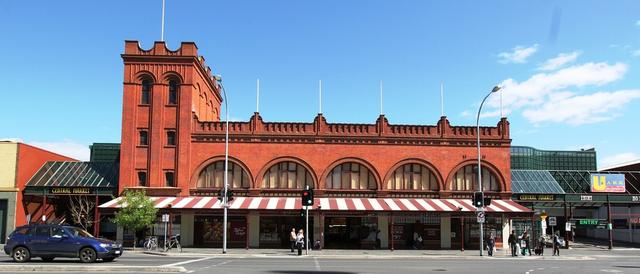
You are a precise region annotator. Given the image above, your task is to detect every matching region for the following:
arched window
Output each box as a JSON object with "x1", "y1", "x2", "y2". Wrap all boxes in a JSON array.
[
  {"x1": 141, "y1": 79, "x2": 152, "y2": 104},
  {"x1": 449, "y1": 164, "x2": 500, "y2": 191},
  {"x1": 168, "y1": 80, "x2": 178, "y2": 105},
  {"x1": 387, "y1": 163, "x2": 439, "y2": 190},
  {"x1": 197, "y1": 161, "x2": 250, "y2": 189},
  {"x1": 326, "y1": 162, "x2": 377, "y2": 190},
  {"x1": 262, "y1": 161, "x2": 313, "y2": 189}
]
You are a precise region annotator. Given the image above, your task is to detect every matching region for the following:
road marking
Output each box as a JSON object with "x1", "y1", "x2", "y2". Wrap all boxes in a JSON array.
[
  {"x1": 215, "y1": 260, "x2": 232, "y2": 267},
  {"x1": 314, "y1": 257, "x2": 321, "y2": 271},
  {"x1": 162, "y1": 257, "x2": 211, "y2": 267}
]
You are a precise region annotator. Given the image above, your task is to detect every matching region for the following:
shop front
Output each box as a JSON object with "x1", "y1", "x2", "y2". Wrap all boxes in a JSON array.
[
  {"x1": 101, "y1": 196, "x2": 531, "y2": 249},
  {"x1": 259, "y1": 214, "x2": 313, "y2": 248},
  {"x1": 194, "y1": 215, "x2": 247, "y2": 248},
  {"x1": 23, "y1": 161, "x2": 118, "y2": 237},
  {"x1": 324, "y1": 215, "x2": 377, "y2": 249}
]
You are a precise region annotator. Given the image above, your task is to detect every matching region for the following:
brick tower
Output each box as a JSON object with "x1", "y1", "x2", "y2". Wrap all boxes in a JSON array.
[{"x1": 119, "y1": 41, "x2": 222, "y2": 195}]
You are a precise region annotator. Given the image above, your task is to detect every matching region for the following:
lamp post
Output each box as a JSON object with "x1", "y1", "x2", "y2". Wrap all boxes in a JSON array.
[
  {"x1": 476, "y1": 85, "x2": 501, "y2": 257},
  {"x1": 214, "y1": 75, "x2": 230, "y2": 254}
]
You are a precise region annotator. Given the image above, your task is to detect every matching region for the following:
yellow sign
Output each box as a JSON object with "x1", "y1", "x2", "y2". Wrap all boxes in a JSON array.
[
  {"x1": 540, "y1": 212, "x2": 548, "y2": 221},
  {"x1": 51, "y1": 188, "x2": 91, "y2": 194}
]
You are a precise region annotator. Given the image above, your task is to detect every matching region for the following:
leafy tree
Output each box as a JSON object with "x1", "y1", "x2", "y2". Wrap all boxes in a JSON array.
[{"x1": 112, "y1": 190, "x2": 158, "y2": 249}]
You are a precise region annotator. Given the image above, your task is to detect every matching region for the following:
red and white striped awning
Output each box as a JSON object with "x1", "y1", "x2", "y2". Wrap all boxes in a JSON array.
[{"x1": 100, "y1": 197, "x2": 530, "y2": 213}]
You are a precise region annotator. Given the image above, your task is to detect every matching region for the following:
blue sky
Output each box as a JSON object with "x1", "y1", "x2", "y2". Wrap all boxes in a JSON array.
[{"x1": 1, "y1": 0, "x2": 639, "y2": 168}]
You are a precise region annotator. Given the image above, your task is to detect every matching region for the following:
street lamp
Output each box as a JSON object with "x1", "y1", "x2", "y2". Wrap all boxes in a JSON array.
[
  {"x1": 214, "y1": 75, "x2": 230, "y2": 254},
  {"x1": 476, "y1": 85, "x2": 501, "y2": 256}
]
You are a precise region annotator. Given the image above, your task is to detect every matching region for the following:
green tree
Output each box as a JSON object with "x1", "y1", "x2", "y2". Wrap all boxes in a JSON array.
[{"x1": 112, "y1": 190, "x2": 158, "y2": 249}]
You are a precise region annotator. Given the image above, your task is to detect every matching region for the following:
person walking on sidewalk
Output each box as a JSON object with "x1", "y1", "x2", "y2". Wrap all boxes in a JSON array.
[
  {"x1": 553, "y1": 232, "x2": 560, "y2": 256},
  {"x1": 289, "y1": 228, "x2": 297, "y2": 253},
  {"x1": 296, "y1": 229, "x2": 305, "y2": 256},
  {"x1": 486, "y1": 232, "x2": 495, "y2": 256},
  {"x1": 508, "y1": 230, "x2": 517, "y2": 257},
  {"x1": 521, "y1": 230, "x2": 531, "y2": 256}
]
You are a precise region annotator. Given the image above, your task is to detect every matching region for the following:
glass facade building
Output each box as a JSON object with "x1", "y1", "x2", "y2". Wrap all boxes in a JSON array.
[{"x1": 511, "y1": 146, "x2": 597, "y2": 171}]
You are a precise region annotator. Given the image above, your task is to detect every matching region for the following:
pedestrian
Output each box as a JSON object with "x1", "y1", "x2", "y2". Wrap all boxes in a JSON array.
[
  {"x1": 521, "y1": 230, "x2": 531, "y2": 256},
  {"x1": 508, "y1": 230, "x2": 517, "y2": 257},
  {"x1": 537, "y1": 236, "x2": 545, "y2": 256},
  {"x1": 412, "y1": 232, "x2": 423, "y2": 250},
  {"x1": 289, "y1": 228, "x2": 296, "y2": 253},
  {"x1": 486, "y1": 232, "x2": 495, "y2": 256},
  {"x1": 553, "y1": 232, "x2": 560, "y2": 256},
  {"x1": 296, "y1": 229, "x2": 305, "y2": 256}
]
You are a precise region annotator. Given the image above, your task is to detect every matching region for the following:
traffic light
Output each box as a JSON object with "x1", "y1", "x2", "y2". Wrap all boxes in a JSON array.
[
  {"x1": 483, "y1": 197, "x2": 492, "y2": 206},
  {"x1": 217, "y1": 189, "x2": 224, "y2": 202},
  {"x1": 227, "y1": 189, "x2": 234, "y2": 202},
  {"x1": 217, "y1": 188, "x2": 234, "y2": 202},
  {"x1": 299, "y1": 209, "x2": 306, "y2": 218},
  {"x1": 301, "y1": 188, "x2": 314, "y2": 206},
  {"x1": 473, "y1": 191, "x2": 484, "y2": 207}
]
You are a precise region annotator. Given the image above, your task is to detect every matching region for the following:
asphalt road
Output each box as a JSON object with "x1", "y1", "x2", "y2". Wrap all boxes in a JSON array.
[{"x1": 1, "y1": 252, "x2": 639, "y2": 274}]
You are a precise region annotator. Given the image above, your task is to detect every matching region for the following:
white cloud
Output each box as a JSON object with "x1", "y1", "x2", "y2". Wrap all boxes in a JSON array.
[
  {"x1": 0, "y1": 137, "x2": 23, "y2": 143},
  {"x1": 522, "y1": 90, "x2": 640, "y2": 125},
  {"x1": 498, "y1": 44, "x2": 539, "y2": 64},
  {"x1": 633, "y1": 49, "x2": 640, "y2": 57},
  {"x1": 29, "y1": 139, "x2": 89, "y2": 161},
  {"x1": 477, "y1": 60, "x2": 640, "y2": 126},
  {"x1": 537, "y1": 51, "x2": 581, "y2": 71},
  {"x1": 600, "y1": 152, "x2": 640, "y2": 169},
  {"x1": 490, "y1": 62, "x2": 628, "y2": 111},
  {"x1": 460, "y1": 110, "x2": 471, "y2": 117}
]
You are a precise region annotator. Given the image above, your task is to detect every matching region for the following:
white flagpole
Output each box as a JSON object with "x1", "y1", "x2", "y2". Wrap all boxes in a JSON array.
[
  {"x1": 380, "y1": 80, "x2": 384, "y2": 115},
  {"x1": 440, "y1": 82, "x2": 444, "y2": 117},
  {"x1": 256, "y1": 78, "x2": 260, "y2": 113},
  {"x1": 161, "y1": 0, "x2": 166, "y2": 42},
  {"x1": 500, "y1": 87, "x2": 504, "y2": 117},
  {"x1": 319, "y1": 80, "x2": 322, "y2": 114}
]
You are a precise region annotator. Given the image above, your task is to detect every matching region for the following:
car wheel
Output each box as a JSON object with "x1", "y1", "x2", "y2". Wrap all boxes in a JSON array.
[
  {"x1": 79, "y1": 247, "x2": 97, "y2": 263},
  {"x1": 41, "y1": 257, "x2": 55, "y2": 262},
  {"x1": 12, "y1": 247, "x2": 31, "y2": 263},
  {"x1": 102, "y1": 257, "x2": 116, "y2": 262}
]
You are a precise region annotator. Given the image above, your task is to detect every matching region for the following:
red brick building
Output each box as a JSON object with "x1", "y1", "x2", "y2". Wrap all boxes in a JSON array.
[{"x1": 102, "y1": 41, "x2": 530, "y2": 250}]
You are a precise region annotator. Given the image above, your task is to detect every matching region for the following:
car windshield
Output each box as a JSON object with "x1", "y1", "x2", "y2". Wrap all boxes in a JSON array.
[{"x1": 66, "y1": 227, "x2": 94, "y2": 238}]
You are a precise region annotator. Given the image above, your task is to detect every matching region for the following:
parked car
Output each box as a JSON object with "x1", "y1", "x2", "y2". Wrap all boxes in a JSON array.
[{"x1": 3, "y1": 224, "x2": 122, "y2": 263}]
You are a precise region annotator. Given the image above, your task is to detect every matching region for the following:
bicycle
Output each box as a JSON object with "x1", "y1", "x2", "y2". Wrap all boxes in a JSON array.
[
  {"x1": 164, "y1": 234, "x2": 182, "y2": 253},
  {"x1": 143, "y1": 236, "x2": 158, "y2": 251}
]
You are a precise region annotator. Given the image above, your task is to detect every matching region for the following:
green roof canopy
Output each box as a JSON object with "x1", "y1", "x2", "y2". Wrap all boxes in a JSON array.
[
  {"x1": 26, "y1": 161, "x2": 118, "y2": 188},
  {"x1": 511, "y1": 170, "x2": 565, "y2": 194}
]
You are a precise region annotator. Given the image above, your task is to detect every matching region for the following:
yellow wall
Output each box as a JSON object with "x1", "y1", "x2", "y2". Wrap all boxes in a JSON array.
[{"x1": 0, "y1": 143, "x2": 18, "y2": 189}]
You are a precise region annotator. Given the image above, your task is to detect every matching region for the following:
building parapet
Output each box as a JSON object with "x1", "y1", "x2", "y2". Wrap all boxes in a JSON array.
[{"x1": 193, "y1": 113, "x2": 511, "y2": 143}]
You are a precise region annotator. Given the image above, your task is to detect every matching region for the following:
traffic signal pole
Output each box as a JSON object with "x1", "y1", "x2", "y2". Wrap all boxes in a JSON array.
[{"x1": 305, "y1": 205, "x2": 309, "y2": 255}]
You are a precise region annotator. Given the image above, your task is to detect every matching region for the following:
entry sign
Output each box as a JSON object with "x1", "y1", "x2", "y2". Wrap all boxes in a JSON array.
[
  {"x1": 477, "y1": 211, "x2": 485, "y2": 223},
  {"x1": 162, "y1": 214, "x2": 170, "y2": 223},
  {"x1": 549, "y1": 216, "x2": 557, "y2": 226}
]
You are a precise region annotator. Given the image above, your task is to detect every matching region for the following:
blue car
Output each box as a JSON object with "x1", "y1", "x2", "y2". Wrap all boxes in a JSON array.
[{"x1": 3, "y1": 224, "x2": 122, "y2": 263}]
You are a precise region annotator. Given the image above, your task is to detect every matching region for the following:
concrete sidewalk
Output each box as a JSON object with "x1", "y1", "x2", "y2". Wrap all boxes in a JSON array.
[{"x1": 136, "y1": 245, "x2": 623, "y2": 259}]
